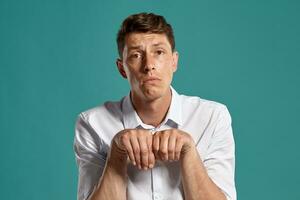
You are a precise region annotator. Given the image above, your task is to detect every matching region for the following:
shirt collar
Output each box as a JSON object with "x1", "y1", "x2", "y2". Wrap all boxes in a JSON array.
[{"x1": 121, "y1": 86, "x2": 182, "y2": 129}]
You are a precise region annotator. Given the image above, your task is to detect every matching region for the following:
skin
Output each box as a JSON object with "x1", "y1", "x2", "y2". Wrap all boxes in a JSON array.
[{"x1": 88, "y1": 33, "x2": 226, "y2": 200}]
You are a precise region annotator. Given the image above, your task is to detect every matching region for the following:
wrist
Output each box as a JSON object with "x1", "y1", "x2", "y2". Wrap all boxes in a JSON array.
[
  {"x1": 180, "y1": 144, "x2": 197, "y2": 160},
  {"x1": 110, "y1": 142, "x2": 128, "y2": 161},
  {"x1": 106, "y1": 142, "x2": 128, "y2": 172}
]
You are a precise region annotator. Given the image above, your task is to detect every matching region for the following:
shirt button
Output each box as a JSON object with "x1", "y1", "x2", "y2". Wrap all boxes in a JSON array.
[{"x1": 153, "y1": 193, "x2": 162, "y2": 200}]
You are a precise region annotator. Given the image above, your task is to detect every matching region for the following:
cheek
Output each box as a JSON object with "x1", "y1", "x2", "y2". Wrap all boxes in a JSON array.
[
  {"x1": 162, "y1": 61, "x2": 175, "y2": 75},
  {"x1": 127, "y1": 70, "x2": 140, "y2": 85},
  {"x1": 160, "y1": 67, "x2": 174, "y2": 86}
]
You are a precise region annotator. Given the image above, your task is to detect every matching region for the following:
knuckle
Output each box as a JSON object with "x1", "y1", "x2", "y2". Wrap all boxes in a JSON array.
[
  {"x1": 175, "y1": 150, "x2": 181, "y2": 154},
  {"x1": 133, "y1": 147, "x2": 140, "y2": 154},
  {"x1": 168, "y1": 149, "x2": 173, "y2": 154},
  {"x1": 170, "y1": 132, "x2": 175, "y2": 137},
  {"x1": 177, "y1": 136, "x2": 184, "y2": 142},
  {"x1": 147, "y1": 134, "x2": 153, "y2": 141},
  {"x1": 157, "y1": 131, "x2": 162, "y2": 136},
  {"x1": 140, "y1": 148, "x2": 148, "y2": 155},
  {"x1": 127, "y1": 130, "x2": 133, "y2": 136},
  {"x1": 160, "y1": 149, "x2": 168, "y2": 155},
  {"x1": 120, "y1": 134, "x2": 128, "y2": 141},
  {"x1": 125, "y1": 147, "x2": 132, "y2": 153},
  {"x1": 136, "y1": 130, "x2": 142, "y2": 135},
  {"x1": 162, "y1": 134, "x2": 169, "y2": 140}
]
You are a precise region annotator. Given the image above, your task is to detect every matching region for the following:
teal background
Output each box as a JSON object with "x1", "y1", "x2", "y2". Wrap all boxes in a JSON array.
[{"x1": 1, "y1": 0, "x2": 299, "y2": 199}]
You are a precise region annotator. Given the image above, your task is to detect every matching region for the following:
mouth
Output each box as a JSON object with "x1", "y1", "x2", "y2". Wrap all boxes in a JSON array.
[{"x1": 142, "y1": 77, "x2": 161, "y2": 84}]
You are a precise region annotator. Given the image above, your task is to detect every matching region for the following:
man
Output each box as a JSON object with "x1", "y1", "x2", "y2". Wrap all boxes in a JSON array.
[{"x1": 74, "y1": 13, "x2": 236, "y2": 200}]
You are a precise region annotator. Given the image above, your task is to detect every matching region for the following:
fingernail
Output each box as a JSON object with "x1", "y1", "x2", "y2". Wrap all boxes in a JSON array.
[
  {"x1": 143, "y1": 167, "x2": 148, "y2": 170},
  {"x1": 149, "y1": 164, "x2": 153, "y2": 168},
  {"x1": 133, "y1": 161, "x2": 136, "y2": 166}
]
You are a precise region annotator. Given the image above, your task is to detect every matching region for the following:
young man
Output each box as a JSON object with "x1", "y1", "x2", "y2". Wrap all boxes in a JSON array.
[{"x1": 74, "y1": 13, "x2": 236, "y2": 200}]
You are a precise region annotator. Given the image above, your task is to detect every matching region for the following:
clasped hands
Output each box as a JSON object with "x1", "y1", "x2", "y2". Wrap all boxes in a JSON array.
[{"x1": 112, "y1": 129, "x2": 194, "y2": 170}]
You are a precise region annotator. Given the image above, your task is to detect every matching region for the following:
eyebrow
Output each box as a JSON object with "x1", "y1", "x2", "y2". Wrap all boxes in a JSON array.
[
  {"x1": 127, "y1": 45, "x2": 143, "y2": 51},
  {"x1": 152, "y1": 42, "x2": 167, "y2": 47},
  {"x1": 127, "y1": 43, "x2": 168, "y2": 51}
]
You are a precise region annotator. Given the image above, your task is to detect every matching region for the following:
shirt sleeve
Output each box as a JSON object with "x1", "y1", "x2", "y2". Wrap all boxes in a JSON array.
[
  {"x1": 74, "y1": 113, "x2": 108, "y2": 200},
  {"x1": 203, "y1": 106, "x2": 237, "y2": 200}
]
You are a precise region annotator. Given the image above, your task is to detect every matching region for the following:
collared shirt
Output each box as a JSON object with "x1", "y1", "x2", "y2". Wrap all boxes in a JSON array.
[{"x1": 74, "y1": 87, "x2": 236, "y2": 200}]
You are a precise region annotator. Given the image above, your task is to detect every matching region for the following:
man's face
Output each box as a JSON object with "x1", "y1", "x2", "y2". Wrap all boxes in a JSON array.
[{"x1": 117, "y1": 32, "x2": 178, "y2": 101}]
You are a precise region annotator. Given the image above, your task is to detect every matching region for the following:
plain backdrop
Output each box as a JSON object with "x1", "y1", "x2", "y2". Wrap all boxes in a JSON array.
[{"x1": 1, "y1": 0, "x2": 299, "y2": 199}]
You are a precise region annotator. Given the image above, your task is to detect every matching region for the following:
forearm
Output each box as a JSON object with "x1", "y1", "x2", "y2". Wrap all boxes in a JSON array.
[
  {"x1": 180, "y1": 147, "x2": 226, "y2": 200},
  {"x1": 88, "y1": 148, "x2": 128, "y2": 200}
]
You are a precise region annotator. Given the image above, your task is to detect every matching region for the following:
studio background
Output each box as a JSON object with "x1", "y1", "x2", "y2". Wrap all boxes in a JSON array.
[{"x1": 1, "y1": 0, "x2": 299, "y2": 199}]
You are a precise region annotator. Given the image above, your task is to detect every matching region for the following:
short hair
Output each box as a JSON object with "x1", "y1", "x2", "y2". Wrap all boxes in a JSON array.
[{"x1": 117, "y1": 12, "x2": 175, "y2": 58}]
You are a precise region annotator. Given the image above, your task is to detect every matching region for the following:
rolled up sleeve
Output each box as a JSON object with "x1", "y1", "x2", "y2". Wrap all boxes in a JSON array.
[
  {"x1": 74, "y1": 113, "x2": 108, "y2": 200},
  {"x1": 203, "y1": 106, "x2": 236, "y2": 200}
]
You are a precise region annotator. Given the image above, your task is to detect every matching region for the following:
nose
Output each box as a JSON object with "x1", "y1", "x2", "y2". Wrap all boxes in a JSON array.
[{"x1": 143, "y1": 53, "x2": 156, "y2": 73}]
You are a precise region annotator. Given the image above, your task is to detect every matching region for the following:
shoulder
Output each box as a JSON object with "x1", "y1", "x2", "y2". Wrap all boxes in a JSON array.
[
  {"x1": 79, "y1": 99, "x2": 124, "y2": 122},
  {"x1": 75, "y1": 98, "x2": 126, "y2": 144},
  {"x1": 178, "y1": 92, "x2": 232, "y2": 128},
  {"x1": 180, "y1": 93, "x2": 229, "y2": 114}
]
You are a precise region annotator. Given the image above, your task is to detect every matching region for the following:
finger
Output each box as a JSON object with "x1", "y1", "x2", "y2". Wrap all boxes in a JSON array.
[
  {"x1": 130, "y1": 136, "x2": 141, "y2": 169},
  {"x1": 175, "y1": 138, "x2": 184, "y2": 160},
  {"x1": 152, "y1": 133, "x2": 160, "y2": 160},
  {"x1": 121, "y1": 134, "x2": 135, "y2": 165},
  {"x1": 149, "y1": 151, "x2": 156, "y2": 168},
  {"x1": 138, "y1": 135, "x2": 149, "y2": 170},
  {"x1": 168, "y1": 133, "x2": 176, "y2": 161},
  {"x1": 159, "y1": 132, "x2": 169, "y2": 161}
]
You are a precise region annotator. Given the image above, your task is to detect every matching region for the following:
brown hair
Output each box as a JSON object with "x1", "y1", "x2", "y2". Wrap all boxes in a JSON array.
[{"x1": 117, "y1": 12, "x2": 175, "y2": 58}]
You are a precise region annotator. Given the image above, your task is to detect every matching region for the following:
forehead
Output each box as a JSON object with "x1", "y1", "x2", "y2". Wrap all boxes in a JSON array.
[{"x1": 124, "y1": 32, "x2": 171, "y2": 49}]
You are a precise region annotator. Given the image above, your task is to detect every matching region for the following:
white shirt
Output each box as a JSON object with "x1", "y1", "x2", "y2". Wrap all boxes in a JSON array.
[{"x1": 74, "y1": 87, "x2": 236, "y2": 200}]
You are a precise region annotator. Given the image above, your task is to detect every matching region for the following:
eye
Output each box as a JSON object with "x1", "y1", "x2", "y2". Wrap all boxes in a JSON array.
[
  {"x1": 156, "y1": 50, "x2": 165, "y2": 55},
  {"x1": 133, "y1": 53, "x2": 140, "y2": 58},
  {"x1": 129, "y1": 52, "x2": 142, "y2": 59}
]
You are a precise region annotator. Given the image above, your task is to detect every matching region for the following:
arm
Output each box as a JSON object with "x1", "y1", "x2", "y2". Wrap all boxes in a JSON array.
[
  {"x1": 82, "y1": 128, "x2": 155, "y2": 200},
  {"x1": 88, "y1": 143, "x2": 128, "y2": 200},
  {"x1": 201, "y1": 106, "x2": 236, "y2": 200},
  {"x1": 75, "y1": 112, "x2": 155, "y2": 200},
  {"x1": 74, "y1": 114, "x2": 129, "y2": 200},
  {"x1": 181, "y1": 106, "x2": 236, "y2": 200},
  {"x1": 180, "y1": 146, "x2": 226, "y2": 200},
  {"x1": 74, "y1": 114, "x2": 108, "y2": 200},
  {"x1": 152, "y1": 130, "x2": 227, "y2": 200},
  {"x1": 152, "y1": 106, "x2": 235, "y2": 200}
]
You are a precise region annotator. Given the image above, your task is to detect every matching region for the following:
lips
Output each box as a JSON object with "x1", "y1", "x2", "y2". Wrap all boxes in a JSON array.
[{"x1": 142, "y1": 77, "x2": 161, "y2": 84}]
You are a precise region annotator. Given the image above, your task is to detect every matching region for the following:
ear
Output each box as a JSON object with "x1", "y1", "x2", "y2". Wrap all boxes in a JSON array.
[
  {"x1": 116, "y1": 58, "x2": 128, "y2": 79},
  {"x1": 172, "y1": 51, "x2": 179, "y2": 72}
]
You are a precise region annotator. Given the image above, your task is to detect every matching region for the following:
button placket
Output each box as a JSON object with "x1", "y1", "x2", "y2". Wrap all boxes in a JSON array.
[
  {"x1": 150, "y1": 128, "x2": 155, "y2": 200},
  {"x1": 150, "y1": 126, "x2": 163, "y2": 200}
]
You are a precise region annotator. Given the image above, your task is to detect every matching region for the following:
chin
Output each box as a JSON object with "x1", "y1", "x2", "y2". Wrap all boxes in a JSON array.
[{"x1": 141, "y1": 86, "x2": 167, "y2": 101}]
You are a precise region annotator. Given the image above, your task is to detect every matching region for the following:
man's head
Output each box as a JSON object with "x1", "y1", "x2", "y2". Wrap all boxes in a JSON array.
[
  {"x1": 116, "y1": 13, "x2": 178, "y2": 102},
  {"x1": 117, "y1": 12, "x2": 175, "y2": 59}
]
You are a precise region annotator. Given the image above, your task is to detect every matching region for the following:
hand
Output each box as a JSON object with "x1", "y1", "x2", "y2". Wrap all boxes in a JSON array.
[
  {"x1": 152, "y1": 129, "x2": 195, "y2": 161},
  {"x1": 112, "y1": 129, "x2": 155, "y2": 170}
]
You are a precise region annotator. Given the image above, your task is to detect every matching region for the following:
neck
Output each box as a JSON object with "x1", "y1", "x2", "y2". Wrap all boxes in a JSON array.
[{"x1": 131, "y1": 88, "x2": 172, "y2": 127}]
